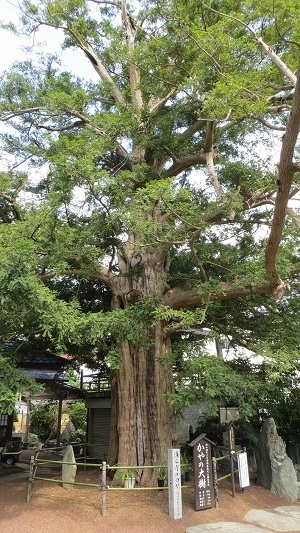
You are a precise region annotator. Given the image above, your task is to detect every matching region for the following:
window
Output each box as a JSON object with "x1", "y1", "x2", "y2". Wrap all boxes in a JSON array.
[{"x1": 0, "y1": 415, "x2": 8, "y2": 426}]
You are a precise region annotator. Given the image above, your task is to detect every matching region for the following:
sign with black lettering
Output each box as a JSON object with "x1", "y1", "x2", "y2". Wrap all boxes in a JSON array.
[{"x1": 237, "y1": 452, "x2": 250, "y2": 488}]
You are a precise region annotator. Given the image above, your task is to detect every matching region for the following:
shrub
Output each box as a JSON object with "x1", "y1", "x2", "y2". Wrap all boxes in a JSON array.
[
  {"x1": 68, "y1": 401, "x2": 87, "y2": 442},
  {"x1": 30, "y1": 402, "x2": 57, "y2": 442}
]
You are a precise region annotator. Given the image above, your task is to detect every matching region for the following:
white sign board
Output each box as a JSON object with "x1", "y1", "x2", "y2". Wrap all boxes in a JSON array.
[
  {"x1": 168, "y1": 448, "x2": 182, "y2": 520},
  {"x1": 237, "y1": 452, "x2": 250, "y2": 488}
]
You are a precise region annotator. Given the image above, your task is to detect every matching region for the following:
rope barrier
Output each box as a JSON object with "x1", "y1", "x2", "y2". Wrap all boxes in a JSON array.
[{"x1": 26, "y1": 444, "x2": 248, "y2": 518}]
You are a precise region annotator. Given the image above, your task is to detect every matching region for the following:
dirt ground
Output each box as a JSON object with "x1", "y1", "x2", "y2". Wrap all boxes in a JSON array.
[{"x1": 1, "y1": 451, "x2": 300, "y2": 533}]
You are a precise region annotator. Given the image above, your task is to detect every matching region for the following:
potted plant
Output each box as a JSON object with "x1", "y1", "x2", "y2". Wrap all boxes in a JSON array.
[
  {"x1": 181, "y1": 452, "x2": 193, "y2": 483},
  {"x1": 115, "y1": 467, "x2": 138, "y2": 488},
  {"x1": 156, "y1": 462, "x2": 168, "y2": 488}
]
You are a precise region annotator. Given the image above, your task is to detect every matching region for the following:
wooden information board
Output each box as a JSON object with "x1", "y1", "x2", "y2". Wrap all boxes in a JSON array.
[{"x1": 190, "y1": 434, "x2": 215, "y2": 511}]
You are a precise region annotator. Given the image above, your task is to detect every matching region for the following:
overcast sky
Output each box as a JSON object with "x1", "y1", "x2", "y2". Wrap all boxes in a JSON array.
[{"x1": 0, "y1": 0, "x2": 99, "y2": 80}]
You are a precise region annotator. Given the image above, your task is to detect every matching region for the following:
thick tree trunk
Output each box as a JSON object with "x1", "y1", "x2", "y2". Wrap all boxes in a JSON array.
[
  {"x1": 108, "y1": 323, "x2": 177, "y2": 485},
  {"x1": 108, "y1": 249, "x2": 178, "y2": 485}
]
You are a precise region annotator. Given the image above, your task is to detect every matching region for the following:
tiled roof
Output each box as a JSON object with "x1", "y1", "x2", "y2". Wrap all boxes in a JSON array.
[{"x1": 19, "y1": 352, "x2": 69, "y2": 368}]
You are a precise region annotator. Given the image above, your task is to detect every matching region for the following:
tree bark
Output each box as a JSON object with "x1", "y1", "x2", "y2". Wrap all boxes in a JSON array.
[
  {"x1": 265, "y1": 68, "x2": 300, "y2": 298},
  {"x1": 108, "y1": 323, "x2": 176, "y2": 485},
  {"x1": 108, "y1": 248, "x2": 177, "y2": 484}
]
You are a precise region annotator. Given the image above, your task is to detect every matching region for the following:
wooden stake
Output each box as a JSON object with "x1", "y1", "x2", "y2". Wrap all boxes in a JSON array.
[
  {"x1": 212, "y1": 457, "x2": 219, "y2": 508},
  {"x1": 26, "y1": 456, "x2": 34, "y2": 503},
  {"x1": 101, "y1": 461, "x2": 107, "y2": 517}
]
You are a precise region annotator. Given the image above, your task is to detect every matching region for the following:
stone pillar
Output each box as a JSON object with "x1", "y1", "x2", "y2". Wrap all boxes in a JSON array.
[
  {"x1": 256, "y1": 418, "x2": 298, "y2": 502},
  {"x1": 62, "y1": 445, "x2": 77, "y2": 490}
]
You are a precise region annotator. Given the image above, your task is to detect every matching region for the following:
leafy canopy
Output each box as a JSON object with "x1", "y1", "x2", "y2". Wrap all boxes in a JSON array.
[{"x1": 0, "y1": 0, "x2": 299, "y2": 416}]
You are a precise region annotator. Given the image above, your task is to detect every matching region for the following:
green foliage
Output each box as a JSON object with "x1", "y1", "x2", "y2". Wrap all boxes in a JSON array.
[
  {"x1": 65, "y1": 369, "x2": 80, "y2": 388},
  {"x1": 0, "y1": 354, "x2": 41, "y2": 414},
  {"x1": 30, "y1": 402, "x2": 57, "y2": 442},
  {"x1": 170, "y1": 352, "x2": 265, "y2": 419},
  {"x1": 0, "y1": 0, "x2": 299, "y2": 463},
  {"x1": 267, "y1": 389, "x2": 300, "y2": 442},
  {"x1": 156, "y1": 462, "x2": 168, "y2": 480},
  {"x1": 115, "y1": 467, "x2": 139, "y2": 482},
  {"x1": 68, "y1": 401, "x2": 87, "y2": 441},
  {"x1": 195, "y1": 416, "x2": 258, "y2": 455},
  {"x1": 180, "y1": 451, "x2": 192, "y2": 474},
  {"x1": 30, "y1": 399, "x2": 86, "y2": 444}
]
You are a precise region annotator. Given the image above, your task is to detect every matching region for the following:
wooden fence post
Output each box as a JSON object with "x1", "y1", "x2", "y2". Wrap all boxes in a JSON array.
[
  {"x1": 212, "y1": 457, "x2": 219, "y2": 508},
  {"x1": 26, "y1": 456, "x2": 34, "y2": 503},
  {"x1": 101, "y1": 461, "x2": 107, "y2": 517}
]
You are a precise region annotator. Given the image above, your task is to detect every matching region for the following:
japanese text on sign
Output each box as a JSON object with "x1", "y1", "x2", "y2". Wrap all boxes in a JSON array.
[{"x1": 237, "y1": 452, "x2": 250, "y2": 488}]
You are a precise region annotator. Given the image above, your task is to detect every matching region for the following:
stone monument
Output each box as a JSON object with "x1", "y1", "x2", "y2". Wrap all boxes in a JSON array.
[
  {"x1": 62, "y1": 444, "x2": 77, "y2": 490},
  {"x1": 168, "y1": 448, "x2": 182, "y2": 520},
  {"x1": 256, "y1": 418, "x2": 298, "y2": 502}
]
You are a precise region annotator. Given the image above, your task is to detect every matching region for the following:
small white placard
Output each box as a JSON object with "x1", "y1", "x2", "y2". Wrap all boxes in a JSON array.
[
  {"x1": 168, "y1": 448, "x2": 182, "y2": 520},
  {"x1": 237, "y1": 451, "x2": 250, "y2": 488}
]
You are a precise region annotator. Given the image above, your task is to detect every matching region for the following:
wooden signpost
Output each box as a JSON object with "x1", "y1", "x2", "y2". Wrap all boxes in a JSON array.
[{"x1": 190, "y1": 433, "x2": 215, "y2": 511}]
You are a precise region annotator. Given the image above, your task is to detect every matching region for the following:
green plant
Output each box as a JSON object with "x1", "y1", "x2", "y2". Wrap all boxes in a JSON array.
[
  {"x1": 234, "y1": 419, "x2": 258, "y2": 455},
  {"x1": 115, "y1": 467, "x2": 139, "y2": 483},
  {"x1": 156, "y1": 462, "x2": 168, "y2": 480},
  {"x1": 30, "y1": 402, "x2": 57, "y2": 442},
  {"x1": 68, "y1": 401, "x2": 87, "y2": 442},
  {"x1": 28, "y1": 433, "x2": 39, "y2": 446},
  {"x1": 180, "y1": 452, "x2": 192, "y2": 475},
  {"x1": 194, "y1": 416, "x2": 259, "y2": 456},
  {"x1": 73, "y1": 428, "x2": 86, "y2": 442}
]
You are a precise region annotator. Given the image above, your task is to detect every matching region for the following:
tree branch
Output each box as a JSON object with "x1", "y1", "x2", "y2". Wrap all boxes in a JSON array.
[
  {"x1": 180, "y1": 119, "x2": 207, "y2": 137},
  {"x1": 121, "y1": 0, "x2": 143, "y2": 111},
  {"x1": 0, "y1": 193, "x2": 23, "y2": 221},
  {"x1": 203, "y1": 121, "x2": 225, "y2": 198},
  {"x1": 39, "y1": 267, "x2": 116, "y2": 290},
  {"x1": 200, "y1": 2, "x2": 297, "y2": 85},
  {"x1": 162, "y1": 152, "x2": 207, "y2": 178},
  {"x1": 286, "y1": 207, "x2": 300, "y2": 228},
  {"x1": 1, "y1": 107, "x2": 47, "y2": 121},
  {"x1": 36, "y1": 120, "x2": 86, "y2": 132},
  {"x1": 164, "y1": 280, "x2": 273, "y2": 309},
  {"x1": 190, "y1": 237, "x2": 208, "y2": 282},
  {"x1": 205, "y1": 149, "x2": 225, "y2": 198},
  {"x1": 71, "y1": 32, "x2": 126, "y2": 106},
  {"x1": 265, "y1": 68, "x2": 300, "y2": 298},
  {"x1": 255, "y1": 117, "x2": 286, "y2": 131},
  {"x1": 149, "y1": 86, "x2": 178, "y2": 114},
  {"x1": 256, "y1": 37, "x2": 297, "y2": 86}
]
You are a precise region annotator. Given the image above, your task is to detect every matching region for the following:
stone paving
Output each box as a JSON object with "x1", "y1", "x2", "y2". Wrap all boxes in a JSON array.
[
  {"x1": 186, "y1": 524, "x2": 274, "y2": 532},
  {"x1": 245, "y1": 509, "x2": 300, "y2": 531},
  {"x1": 186, "y1": 506, "x2": 300, "y2": 532}
]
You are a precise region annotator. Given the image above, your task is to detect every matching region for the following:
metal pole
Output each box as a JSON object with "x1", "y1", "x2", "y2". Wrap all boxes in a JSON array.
[{"x1": 101, "y1": 461, "x2": 107, "y2": 517}]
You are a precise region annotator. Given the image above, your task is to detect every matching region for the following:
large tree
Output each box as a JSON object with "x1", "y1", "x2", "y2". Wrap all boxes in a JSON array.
[{"x1": 0, "y1": 0, "x2": 300, "y2": 483}]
